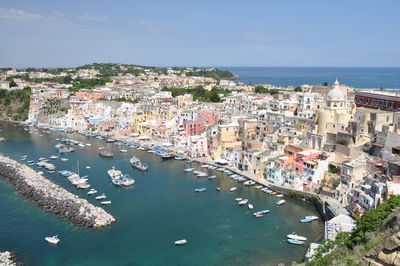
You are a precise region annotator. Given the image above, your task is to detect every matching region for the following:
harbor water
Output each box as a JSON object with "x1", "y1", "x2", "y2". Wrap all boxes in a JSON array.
[{"x1": 0, "y1": 122, "x2": 324, "y2": 265}]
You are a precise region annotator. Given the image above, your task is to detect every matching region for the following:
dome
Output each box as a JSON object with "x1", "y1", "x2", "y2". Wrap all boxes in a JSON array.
[{"x1": 327, "y1": 87, "x2": 345, "y2": 100}]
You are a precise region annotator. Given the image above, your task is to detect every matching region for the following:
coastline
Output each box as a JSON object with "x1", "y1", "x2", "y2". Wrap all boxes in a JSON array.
[{"x1": 0, "y1": 153, "x2": 115, "y2": 228}]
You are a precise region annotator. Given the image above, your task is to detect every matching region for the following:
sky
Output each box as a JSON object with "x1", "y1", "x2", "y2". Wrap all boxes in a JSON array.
[{"x1": 0, "y1": 0, "x2": 399, "y2": 68}]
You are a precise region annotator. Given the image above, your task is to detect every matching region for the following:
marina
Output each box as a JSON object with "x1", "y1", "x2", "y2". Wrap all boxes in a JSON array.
[{"x1": 0, "y1": 122, "x2": 323, "y2": 265}]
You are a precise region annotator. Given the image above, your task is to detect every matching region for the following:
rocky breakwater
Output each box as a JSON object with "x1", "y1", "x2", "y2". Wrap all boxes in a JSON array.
[{"x1": 0, "y1": 153, "x2": 115, "y2": 228}]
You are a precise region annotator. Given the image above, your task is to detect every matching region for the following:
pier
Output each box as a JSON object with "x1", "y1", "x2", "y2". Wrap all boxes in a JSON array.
[{"x1": 0, "y1": 153, "x2": 115, "y2": 228}]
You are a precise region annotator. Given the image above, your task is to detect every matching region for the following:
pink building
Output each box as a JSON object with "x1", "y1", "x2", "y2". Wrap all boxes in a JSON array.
[
  {"x1": 187, "y1": 135, "x2": 208, "y2": 158},
  {"x1": 291, "y1": 149, "x2": 321, "y2": 174},
  {"x1": 183, "y1": 121, "x2": 205, "y2": 136},
  {"x1": 196, "y1": 111, "x2": 218, "y2": 125},
  {"x1": 75, "y1": 91, "x2": 106, "y2": 100}
]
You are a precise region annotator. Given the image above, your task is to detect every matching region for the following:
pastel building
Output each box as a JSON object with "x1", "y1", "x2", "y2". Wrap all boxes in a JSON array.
[
  {"x1": 183, "y1": 120, "x2": 205, "y2": 136},
  {"x1": 196, "y1": 110, "x2": 218, "y2": 125},
  {"x1": 187, "y1": 134, "x2": 208, "y2": 158}
]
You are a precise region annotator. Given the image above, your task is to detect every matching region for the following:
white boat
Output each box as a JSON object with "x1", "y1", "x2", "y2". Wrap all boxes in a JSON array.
[
  {"x1": 305, "y1": 216, "x2": 318, "y2": 220},
  {"x1": 85, "y1": 143, "x2": 92, "y2": 147},
  {"x1": 45, "y1": 235, "x2": 60, "y2": 244},
  {"x1": 87, "y1": 189, "x2": 97, "y2": 195},
  {"x1": 238, "y1": 199, "x2": 248, "y2": 205},
  {"x1": 77, "y1": 183, "x2": 91, "y2": 189},
  {"x1": 244, "y1": 180, "x2": 256, "y2": 186},
  {"x1": 276, "y1": 199, "x2": 286, "y2": 205},
  {"x1": 60, "y1": 158, "x2": 69, "y2": 162},
  {"x1": 287, "y1": 234, "x2": 307, "y2": 241},
  {"x1": 276, "y1": 194, "x2": 284, "y2": 198},
  {"x1": 235, "y1": 198, "x2": 243, "y2": 202},
  {"x1": 201, "y1": 165, "x2": 209, "y2": 168},
  {"x1": 50, "y1": 155, "x2": 58, "y2": 160},
  {"x1": 230, "y1": 187, "x2": 238, "y2": 192},
  {"x1": 255, "y1": 185, "x2": 263, "y2": 189},
  {"x1": 120, "y1": 149, "x2": 128, "y2": 153},
  {"x1": 95, "y1": 193, "x2": 107, "y2": 200},
  {"x1": 248, "y1": 204, "x2": 254, "y2": 210},
  {"x1": 216, "y1": 187, "x2": 221, "y2": 191},
  {"x1": 208, "y1": 175, "x2": 216, "y2": 179},
  {"x1": 101, "y1": 201, "x2": 112, "y2": 205},
  {"x1": 174, "y1": 239, "x2": 187, "y2": 245}
]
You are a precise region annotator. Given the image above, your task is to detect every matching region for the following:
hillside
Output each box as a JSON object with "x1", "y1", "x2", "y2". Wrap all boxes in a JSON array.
[
  {"x1": 0, "y1": 87, "x2": 31, "y2": 121},
  {"x1": 305, "y1": 196, "x2": 400, "y2": 266}
]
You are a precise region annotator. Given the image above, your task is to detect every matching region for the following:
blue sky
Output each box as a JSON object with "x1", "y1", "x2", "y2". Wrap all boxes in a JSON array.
[{"x1": 0, "y1": 0, "x2": 399, "y2": 68}]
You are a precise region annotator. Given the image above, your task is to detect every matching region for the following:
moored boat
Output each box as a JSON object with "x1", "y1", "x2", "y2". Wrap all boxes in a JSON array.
[
  {"x1": 238, "y1": 199, "x2": 249, "y2": 205},
  {"x1": 174, "y1": 239, "x2": 187, "y2": 245},
  {"x1": 287, "y1": 238, "x2": 305, "y2": 245},
  {"x1": 45, "y1": 235, "x2": 60, "y2": 244},
  {"x1": 194, "y1": 187, "x2": 206, "y2": 192},
  {"x1": 248, "y1": 203, "x2": 254, "y2": 209},
  {"x1": 184, "y1": 168, "x2": 195, "y2": 172},
  {"x1": 216, "y1": 187, "x2": 221, "y2": 191},
  {"x1": 99, "y1": 148, "x2": 114, "y2": 158},
  {"x1": 287, "y1": 233, "x2": 307, "y2": 241},
  {"x1": 95, "y1": 193, "x2": 107, "y2": 200},
  {"x1": 108, "y1": 166, "x2": 135, "y2": 186},
  {"x1": 276, "y1": 199, "x2": 286, "y2": 205},
  {"x1": 230, "y1": 187, "x2": 238, "y2": 192},
  {"x1": 130, "y1": 156, "x2": 149, "y2": 171},
  {"x1": 88, "y1": 189, "x2": 97, "y2": 195},
  {"x1": 101, "y1": 201, "x2": 112, "y2": 205}
]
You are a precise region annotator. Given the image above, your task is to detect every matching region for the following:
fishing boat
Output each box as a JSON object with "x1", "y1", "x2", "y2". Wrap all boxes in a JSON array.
[
  {"x1": 45, "y1": 235, "x2": 60, "y2": 244},
  {"x1": 108, "y1": 166, "x2": 135, "y2": 186},
  {"x1": 101, "y1": 201, "x2": 112, "y2": 205},
  {"x1": 248, "y1": 204, "x2": 254, "y2": 210},
  {"x1": 287, "y1": 234, "x2": 307, "y2": 241},
  {"x1": 130, "y1": 156, "x2": 149, "y2": 171},
  {"x1": 287, "y1": 238, "x2": 305, "y2": 245},
  {"x1": 88, "y1": 189, "x2": 97, "y2": 195},
  {"x1": 95, "y1": 193, "x2": 107, "y2": 200},
  {"x1": 99, "y1": 147, "x2": 114, "y2": 158},
  {"x1": 194, "y1": 187, "x2": 206, "y2": 192},
  {"x1": 184, "y1": 168, "x2": 195, "y2": 172},
  {"x1": 174, "y1": 239, "x2": 187, "y2": 245},
  {"x1": 276, "y1": 199, "x2": 286, "y2": 205},
  {"x1": 55, "y1": 144, "x2": 74, "y2": 153},
  {"x1": 238, "y1": 199, "x2": 249, "y2": 205},
  {"x1": 230, "y1": 187, "x2": 238, "y2": 192}
]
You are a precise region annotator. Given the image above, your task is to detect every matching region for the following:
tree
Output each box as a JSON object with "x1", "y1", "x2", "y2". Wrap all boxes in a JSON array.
[
  {"x1": 254, "y1": 85, "x2": 267, "y2": 93},
  {"x1": 62, "y1": 75, "x2": 72, "y2": 84},
  {"x1": 322, "y1": 81, "x2": 329, "y2": 86},
  {"x1": 294, "y1": 86, "x2": 302, "y2": 92},
  {"x1": 209, "y1": 90, "x2": 221, "y2": 102},
  {"x1": 9, "y1": 79, "x2": 17, "y2": 88}
]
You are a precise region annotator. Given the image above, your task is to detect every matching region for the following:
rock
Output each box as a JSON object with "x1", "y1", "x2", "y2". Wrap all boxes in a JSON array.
[
  {"x1": 361, "y1": 257, "x2": 383, "y2": 266},
  {"x1": 0, "y1": 153, "x2": 115, "y2": 228},
  {"x1": 384, "y1": 233, "x2": 400, "y2": 251},
  {"x1": 0, "y1": 251, "x2": 16, "y2": 266},
  {"x1": 378, "y1": 250, "x2": 398, "y2": 265},
  {"x1": 394, "y1": 253, "x2": 400, "y2": 266}
]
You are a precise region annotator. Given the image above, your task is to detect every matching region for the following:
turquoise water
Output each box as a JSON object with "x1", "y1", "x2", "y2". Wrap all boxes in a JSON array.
[{"x1": 0, "y1": 122, "x2": 324, "y2": 265}]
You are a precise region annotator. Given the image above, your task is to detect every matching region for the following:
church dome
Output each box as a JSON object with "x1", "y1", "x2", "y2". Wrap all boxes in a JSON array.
[{"x1": 327, "y1": 79, "x2": 345, "y2": 100}]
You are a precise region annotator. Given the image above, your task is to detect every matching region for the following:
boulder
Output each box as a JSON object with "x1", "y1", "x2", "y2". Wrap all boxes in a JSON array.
[
  {"x1": 378, "y1": 250, "x2": 398, "y2": 265},
  {"x1": 384, "y1": 233, "x2": 400, "y2": 251}
]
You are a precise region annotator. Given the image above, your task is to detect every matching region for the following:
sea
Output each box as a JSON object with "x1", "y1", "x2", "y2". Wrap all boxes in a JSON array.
[
  {"x1": 0, "y1": 122, "x2": 324, "y2": 265},
  {"x1": 220, "y1": 67, "x2": 400, "y2": 89}
]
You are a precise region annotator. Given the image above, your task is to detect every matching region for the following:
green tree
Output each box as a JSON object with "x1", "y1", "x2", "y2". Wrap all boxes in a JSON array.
[
  {"x1": 294, "y1": 86, "x2": 302, "y2": 92},
  {"x1": 322, "y1": 81, "x2": 329, "y2": 86},
  {"x1": 209, "y1": 90, "x2": 221, "y2": 102},
  {"x1": 9, "y1": 79, "x2": 17, "y2": 87}
]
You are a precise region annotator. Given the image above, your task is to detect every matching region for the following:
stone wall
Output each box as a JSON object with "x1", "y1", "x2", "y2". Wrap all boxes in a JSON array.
[{"x1": 0, "y1": 153, "x2": 115, "y2": 228}]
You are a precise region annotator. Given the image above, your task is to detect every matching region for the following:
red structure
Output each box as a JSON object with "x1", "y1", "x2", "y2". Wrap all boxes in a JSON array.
[
  {"x1": 183, "y1": 121, "x2": 205, "y2": 136},
  {"x1": 355, "y1": 90, "x2": 400, "y2": 111}
]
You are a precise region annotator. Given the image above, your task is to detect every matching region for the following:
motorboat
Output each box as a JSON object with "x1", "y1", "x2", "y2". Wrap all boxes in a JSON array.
[
  {"x1": 255, "y1": 185, "x2": 263, "y2": 189},
  {"x1": 238, "y1": 199, "x2": 248, "y2": 205},
  {"x1": 50, "y1": 155, "x2": 58, "y2": 160},
  {"x1": 287, "y1": 238, "x2": 305, "y2": 245},
  {"x1": 300, "y1": 216, "x2": 318, "y2": 223},
  {"x1": 55, "y1": 144, "x2": 74, "y2": 153},
  {"x1": 101, "y1": 201, "x2": 112, "y2": 205},
  {"x1": 174, "y1": 157, "x2": 184, "y2": 160},
  {"x1": 248, "y1": 204, "x2": 254, "y2": 210},
  {"x1": 196, "y1": 172, "x2": 208, "y2": 178},
  {"x1": 201, "y1": 164, "x2": 209, "y2": 168},
  {"x1": 230, "y1": 187, "x2": 237, "y2": 192},
  {"x1": 276, "y1": 200, "x2": 286, "y2": 205},
  {"x1": 216, "y1": 187, "x2": 221, "y2": 191},
  {"x1": 45, "y1": 235, "x2": 60, "y2": 244},
  {"x1": 60, "y1": 158, "x2": 69, "y2": 162},
  {"x1": 208, "y1": 175, "x2": 216, "y2": 179},
  {"x1": 58, "y1": 170, "x2": 73, "y2": 177},
  {"x1": 77, "y1": 183, "x2": 91, "y2": 189},
  {"x1": 130, "y1": 156, "x2": 149, "y2": 171},
  {"x1": 174, "y1": 239, "x2": 187, "y2": 245},
  {"x1": 186, "y1": 160, "x2": 193, "y2": 163},
  {"x1": 276, "y1": 194, "x2": 284, "y2": 198},
  {"x1": 194, "y1": 187, "x2": 206, "y2": 192},
  {"x1": 184, "y1": 168, "x2": 195, "y2": 172},
  {"x1": 235, "y1": 198, "x2": 243, "y2": 202},
  {"x1": 120, "y1": 149, "x2": 128, "y2": 153},
  {"x1": 95, "y1": 193, "x2": 107, "y2": 200},
  {"x1": 108, "y1": 166, "x2": 135, "y2": 186},
  {"x1": 287, "y1": 234, "x2": 307, "y2": 241},
  {"x1": 86, "y1": 166, "x2": 91, "y2": 169},
  {"x1": 244, "y1": 180, "x2": 256, "y2": 186},
  {"x1": 88, "y1": 189, "x2": 97, "y2": 195}
]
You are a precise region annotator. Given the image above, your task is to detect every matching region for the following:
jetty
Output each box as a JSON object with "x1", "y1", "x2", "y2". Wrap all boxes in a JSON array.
[{"x1": 0, "y1": 153, "x2": 115, "y2": 228}]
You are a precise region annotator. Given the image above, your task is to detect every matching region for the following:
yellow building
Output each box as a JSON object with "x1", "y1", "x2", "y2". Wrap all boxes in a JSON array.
[{"x1": 212, "y1": 123, "x2": 242, "y2": 159}]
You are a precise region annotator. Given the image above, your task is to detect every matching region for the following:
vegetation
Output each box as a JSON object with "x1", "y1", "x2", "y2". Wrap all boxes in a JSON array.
[
  {"x1": 185, "y1": 68, "x2": 236, "y2": 80},
  {"x1": 0, "y1": 87, "x2": 31, "y2": 121},
  {"x1": 9, "y1": 79, "x2": 17, "y2": 88},
  {"x1": 328, "y1": 164, "x2": 341, "y2": 174},
  {"x1": 254, "y1": 85, "x2": 281, "y2": 94},
  {"x1": 322, "y1": 81, "x2": 329, "y2": 86},
  {"x1": 161, "y1": 86, "x2": 229, "y2": 102},
  {"x1": 294, "y1": 86, "x2": 302, "y2": 92},
  {"x1": 68, "y1": 77, "x2": 111, "y2": 92}
]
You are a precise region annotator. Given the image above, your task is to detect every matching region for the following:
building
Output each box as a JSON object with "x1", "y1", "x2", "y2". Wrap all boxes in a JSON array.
[{"x1": 355, "y1": 90, "x2": 400, "y2": 112}]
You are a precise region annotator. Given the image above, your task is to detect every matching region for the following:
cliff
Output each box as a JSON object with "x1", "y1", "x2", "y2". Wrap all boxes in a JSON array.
[{"x1": 0, "y1": 87, "x2": 30, "y2": 121}]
